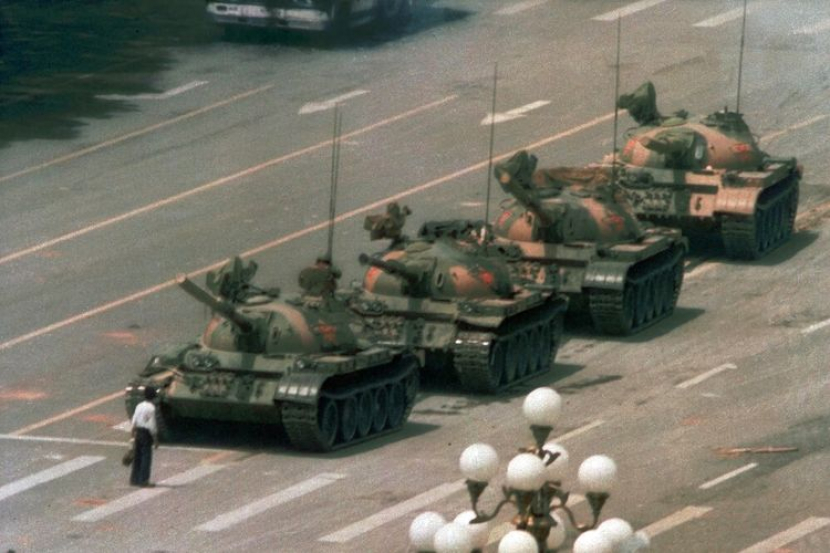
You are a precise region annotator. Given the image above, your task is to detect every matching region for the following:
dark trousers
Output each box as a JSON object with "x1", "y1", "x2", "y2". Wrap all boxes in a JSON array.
[{"x1": 130, "y1": 428, "x2": 154, "y2": 486}]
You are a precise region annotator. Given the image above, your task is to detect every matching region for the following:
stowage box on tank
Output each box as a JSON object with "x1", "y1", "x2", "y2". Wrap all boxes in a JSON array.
[
  {"x1": 348, "y1": 203, "x2": 569, "y2": 394},
  {"x1": 125, "y1": 256, "x2": 419, "y2": 452},
  {"x1": 492, "y1": 150, "x2": 688, "y2": 336},
  {"x1": 613, "y1": 81, "x2": 801, "y2": 260}
]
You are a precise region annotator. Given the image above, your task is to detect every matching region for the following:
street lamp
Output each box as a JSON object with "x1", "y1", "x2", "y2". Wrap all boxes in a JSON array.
[{"x1": 409, "y1": 387, "x2": 648, "y2": 552}]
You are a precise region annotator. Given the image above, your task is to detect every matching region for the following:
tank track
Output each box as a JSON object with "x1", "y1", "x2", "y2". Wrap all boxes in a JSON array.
[
  {"x1": 281, "y1": 355, "x2": 419, "y2": 452},
  {"x1": 721, "y1": 175, "x2": 799, "y2": 260},
  {"x1": 453, "y1": 301, "x2": 566, "y2": 394},
  {"x1": 588, "y1": 244, "x2": 685, "y2": 335}
]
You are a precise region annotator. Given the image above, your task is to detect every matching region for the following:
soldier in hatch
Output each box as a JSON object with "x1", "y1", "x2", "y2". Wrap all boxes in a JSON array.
[{"x1": 298, "y1": 255, "x2": 341, "y2": 298}]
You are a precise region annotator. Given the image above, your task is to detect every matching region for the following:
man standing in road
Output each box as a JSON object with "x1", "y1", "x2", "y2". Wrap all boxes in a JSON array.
[{"x1": 130, "y1": 387, "x2": 159, "y2": 487}]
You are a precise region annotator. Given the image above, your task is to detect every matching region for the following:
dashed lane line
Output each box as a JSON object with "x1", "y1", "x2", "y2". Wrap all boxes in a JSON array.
[
  {"x1": 0, "y1": 110, "x2": 615, "y2": 358},
  {"x1": 9, "y1": 391, "x2": 124, "y2": 436},
  {"x1": 298, "y1": 89, "x2": 370, "y2": 115},
  {"x1": 693, "y1": 7, "x2": 748, "y2": 28},
  {"x1": 675, "y1": 363, "x2": 737, "y2": 390},
  {"x1": 737, "y1": 517, "x2": 830, "y2": 553},
  {"x1": 698, "y1": 463, "x2": 757, "y2": 490},
  {"x1": 0, "y1": 95, "x2": 457, "y2": 268},
  {"x1": 495, "y1": 0, "x2": 548, "y2": 16},
  {"x1": 197, "y1": 473, "x2": 346, "y2": 532},
  {"x1": 556, "y1": 420, "x2": 604, "y2": 442},
  {"x1": 795, "y1": 18, "x2": 830, "y2": 35},
  {"x1": 592, "y1": 0, "x2": 669, "y2": 22},
  {"x1": 0, "y1": 456, "x2": 105, "y2": 502},
  {"x1": 97, "y1": 80, "x2": 208, "y2": 101},
  {"x1": 0, "y1": 84, "x2": 274, "y2": 185},
  {"x1": 73, "y1": 464, "x2": 224, "y2": 522},
  {"x1": 759, "y1": 114, "x2": 829, "y2": 145},
  {"x1": 0, "y1": 433, "x2": 232, "y2": 453},
  {"x1": 319, "y1": 480, "x2": 466, "y2": 543},
  {"x1": 639, "y1": 506, "x2": 712, "y2": 539}
]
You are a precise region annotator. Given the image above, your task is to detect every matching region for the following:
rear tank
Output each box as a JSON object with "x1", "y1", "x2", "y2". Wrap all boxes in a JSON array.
[
  {"x1": 348, "y1": 203, "x2": 569, "y2": 394},
  {"x1": 613, "y1": 81, "x2": 801, "y2": 259},
  {"x1": 125, "y1": 256, "x2": 419, "y2": 452},
  {"x1": 492, "y1": 150, "x2": 687, "y2": 335}
]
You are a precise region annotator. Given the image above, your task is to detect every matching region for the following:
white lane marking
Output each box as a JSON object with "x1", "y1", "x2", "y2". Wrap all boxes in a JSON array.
[
  {"x1": 10, "y1": 390, "x2": 125, "y2": 436},
  {"x1": 0, "y1": 84, "x2": 273, "y2": 185},
  {"x1": 486, "y1": 495, "x2": 586, "y2": 544},
  {"x1": 319, "y1": 480, "x2": 466, "y2": 543},
  {"x1": 0, "y1": 456, "x2": 105, "y2": 502},
  {"x1": 685, "y1": 261, "x2": 719, "y2": 280},
  {"x1": 112, "y1": 420, "x2": 132, "y2": 432},
  {"x1": 0, "y1": 433, "x2": 230, "y2": 453},
  {"x1": 592, "y1": 0, "x2": 669, "y2": 21},
  {"x1": 298, "y1": 89, "x2": 370, "y2": 115},
  {"x1": 0, "y1": 95, "x2": 456, "y2": 270},
  {"x1": 639, "y1": 506, "x2": 712, "y2": 538},
  {"x1": 481, "y1": 100, "x2": 551, "y2": 125},
  {"x1": 496, "y1": 0, "x2": 548, "y2": 16},
  {"x1": 699, "y1": 463, "x2": 758, "y2": 490},
  {"x1": 557, "y1": 420, "x2": 604, "y2": 442},
  {"x1": 693, "y1": 7, "x2": 746, "y2": 28},
  {"x1": 760, "y1": 114, "x2": 829, "y2": 145},
  {"x1": 97, "y1": 81, "x2": 208, "y2": 101},
  {"x1": 738, "y1": 517, "x2": 830, "y2": 553},
  {"x1": 675, "y1": 363, "x2": 737, "y2": 389},
  {"x1": 74, "y1": 464, "x2": 224, "y2": 522},
  {"x1": 795, "y1": 18, "x2": 830, "y2": 35},
  {"x1": 0, "y1": 110, "x2": 614, "y2": 356},
  {"x1": 197, "y1": 473, "x2": 346, "y2": 532},
  {"x1": 802, "y1": 318, "x2": 830, "y2": 335}
]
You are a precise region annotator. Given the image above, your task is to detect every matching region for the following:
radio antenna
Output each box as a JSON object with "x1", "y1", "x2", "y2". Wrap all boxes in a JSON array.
[
  {"x1": 611, "y1": 12, "x2": 622, "y2": 187},
  {"x1": 326, "y1": 104, "x2": 342, "y2": 263},
  {"x1": 483, "y1": 63, "x2": 498, "y2": 230},
  {"x1": 735, "y1": 0, "x2": 748, "y2": 113}
]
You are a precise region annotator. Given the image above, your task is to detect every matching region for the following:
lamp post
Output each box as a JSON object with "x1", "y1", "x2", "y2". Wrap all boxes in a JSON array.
[{"x1": 409, "y1": 387, "x2": 648, "y2": 553}]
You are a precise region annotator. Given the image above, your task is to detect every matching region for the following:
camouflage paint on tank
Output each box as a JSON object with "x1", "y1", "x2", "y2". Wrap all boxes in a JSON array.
[
  {"x1": 125, "y1": 256, "x2": 420, "y2": 452},
  {"x1": 493, "y1": 149, "x2": 687, "y2": 335},
  {"x1": 614, "y1": 81, "x2": 801, "y2": 259}
]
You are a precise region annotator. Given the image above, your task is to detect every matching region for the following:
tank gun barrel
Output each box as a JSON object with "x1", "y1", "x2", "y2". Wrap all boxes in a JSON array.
[
  {"x1": 495, "y1": 164, "x2": 555, "y2": 227},
  {"x1": 358, "y1": 254, "x2": 422, "y2": 286},
  {"x1": 176, "y1": 274, "x2": 255, "y2": 333}
]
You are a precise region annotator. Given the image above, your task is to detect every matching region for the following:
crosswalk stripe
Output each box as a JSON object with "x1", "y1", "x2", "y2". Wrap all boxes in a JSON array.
[
  {"x1": 698, "y1": 463, "x2": 757, "y2": 490},
  {"x1": 738, "y1": 517, "x2": 830, "y2": 553},
  {"x1": 319, "y1": 480, "x2": 466, "y2": 543},
  {"x1": 639, "y1": 506, "x2": 712, "y2": 538},
  {"x1": 592, "y1": 0, "x2": 669, "y2": 22},
  {"x1": 0, "y1": 456, "x2": 105, "y2": 502},
  {"x1": 197, "y1": 472, "x2": 346, "y2": 532},
  {"x1": 73, "y1": 464, "x2": 224, "y2": 522},
  {"x1": 693, "y1": 7, "x2": 746, "y2": 28}
]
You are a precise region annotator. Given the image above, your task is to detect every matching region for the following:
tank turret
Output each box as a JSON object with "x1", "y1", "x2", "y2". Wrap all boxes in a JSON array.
[
  {"x1": 126, "y1": 256, "x2": 419, "y2": 452},
  {"x1": 349, "y1": 203, "x2": 569, "y2": 393},
  {"x1": 612, "y1": 81, "x2": 801, "y2": 259},
  {"x1": 494, "y1": 150, "x2": 687, "y2": 336}
]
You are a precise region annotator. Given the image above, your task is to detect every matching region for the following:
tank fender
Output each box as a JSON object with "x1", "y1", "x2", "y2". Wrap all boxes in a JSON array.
[
  {"x1": 274, "y1": 372, "x2": 328, "y2": 405},
  {"x1": 714, "y1": 186, "x2": 763, "y2": 216},
  {"x1": 583, "y1": 261, "x2": 629, "y2": 291}
]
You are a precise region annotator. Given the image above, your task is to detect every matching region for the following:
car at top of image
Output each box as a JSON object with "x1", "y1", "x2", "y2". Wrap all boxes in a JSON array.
[{"x1": 205, "y1": 0, "x2": 417, "y2": 33}]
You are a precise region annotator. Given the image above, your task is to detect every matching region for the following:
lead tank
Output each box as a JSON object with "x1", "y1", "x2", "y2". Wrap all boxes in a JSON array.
[
  {"x1": 125, "y1": 256, "x2": 419, "y2": 452},
  {"x1": 613, "y1": 81, "x2": 801, "y2": 259},
  {"x1": 348, "y1": 203, "x2": 569, "y2": 393},
  {"x1": 492, "y1": 150, "x2": 687, "y2": 335}
]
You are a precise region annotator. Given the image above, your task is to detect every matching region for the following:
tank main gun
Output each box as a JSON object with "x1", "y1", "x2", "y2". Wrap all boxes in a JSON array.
[
  {"x1": 176, "y1": 274, "x2": 256, "y2": 334},
  {"x1": 495, "y1": 151, "x2": 556, "y2": 228},
  {"x1": 358, "y1": 254, "x2": 424, "y2": 289}
]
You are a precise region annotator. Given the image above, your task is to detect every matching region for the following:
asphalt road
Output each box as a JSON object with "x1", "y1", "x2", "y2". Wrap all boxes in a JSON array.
[{"x1": 2, "y1": 0, "x2": 830, "y2": 551}]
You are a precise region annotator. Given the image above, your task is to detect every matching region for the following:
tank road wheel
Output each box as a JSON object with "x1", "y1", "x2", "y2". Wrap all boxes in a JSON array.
[
  {"x1": 514, "y1": 332, "x2": 531, "y2": 379},
  {"x1": 316, "y1": 399, "x2": 340, "y2": 450},
  {"x1": 339, "y1": 396, "x2": 358, "y2": 444},
  {"x1": 503, "y1": 335, "x2": 522, "y2": 384},
  {"x1": 386, "y1": 382, "x2": 406, "y2": 428},
  {"x1": 355, "y1": 391, "x2": 373, "y2": 438},
  {"x1": 371, "y1": 386, "x2": 389, "y2": 433}
]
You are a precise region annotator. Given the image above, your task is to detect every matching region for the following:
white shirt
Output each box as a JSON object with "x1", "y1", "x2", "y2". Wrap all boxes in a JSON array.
[{"x1": 131, "y1": 401, "x2": 158, "y2": 437}]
